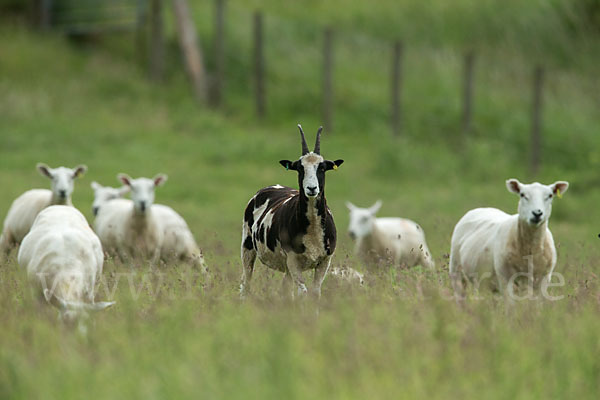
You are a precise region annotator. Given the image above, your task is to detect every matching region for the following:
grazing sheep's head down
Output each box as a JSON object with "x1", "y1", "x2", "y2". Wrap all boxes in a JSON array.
[
  {"x1": 43, "y1": 289, "x2": 115, "y2": 333},
  {"x1": 37, "y1": 163, "x2": 87, "y2": 203},
  {"x1": 279, "y1": 124, "x2": 343, "y2": 200},
  {"x1": 90, "y1": 181, "x2": 130, "y2": 216},
  {"x1": 506, "y1": 179, "x2": 569, "y2": 227},
  {"x1": 346, "y1": 200, "x2": 382, "y2": 239},
  {"x1": 117, "y1": 173, "x2": 167, "y2": 214}
]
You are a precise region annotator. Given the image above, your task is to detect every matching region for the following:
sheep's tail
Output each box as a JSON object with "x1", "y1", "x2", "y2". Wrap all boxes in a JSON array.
[{"x1": 43, "y1": 289, "x2": 115, "y2": 312}]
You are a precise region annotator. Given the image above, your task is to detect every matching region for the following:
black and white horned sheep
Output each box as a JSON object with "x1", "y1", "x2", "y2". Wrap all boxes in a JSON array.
[{"x1": 240, "y1": 124, "x2": 344, "y2": 298}]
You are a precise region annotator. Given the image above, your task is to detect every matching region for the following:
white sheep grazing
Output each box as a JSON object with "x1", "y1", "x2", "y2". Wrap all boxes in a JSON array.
[
  {"x1": 17, "y1": 205, "x2": 114, "y2": 323},
  {"x1": 449, "y1": 179, "x2": 569, "y2": 299},
  {"x1": 90, "y1": 181, "x2": 129, "y2": 217},
  {"x1": 153, "y1": 204, "x2": 208, "y2": 273},
  {"x1": 346, "y1": 201, "x2": 435, "y2": 269},
  {"x1": 94, "y1": 174, "x2": 166, "y2": 265},
  {"x1": 93, "y1": 179, "x2": 207, "y2": 272},
  {"x1": 0, "y1": 163, "x2": 87, "y2": 256}
]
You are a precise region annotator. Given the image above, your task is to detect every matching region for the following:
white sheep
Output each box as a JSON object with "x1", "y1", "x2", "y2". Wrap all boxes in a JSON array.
[
  {"x1": 0, "y1": 163, "x2": 87, "y2": 257},
  {"x1": 346, "y1": 201, "x2": 435, "y2": 270},
  {"x1": 449, "y1": 179, "x2": 569, "y2": 299},
  {"x1": 94, "y1": 174, "x2": 166, "y2": 265},
  {"x1": 17, "y1": 205, "x2": 114, "y2": 323},
  {"x1": 91, "y1": 181, "x2": 208, "y2": 272},
  {"x1": 90, "y1": 181, "x2": 129, "y2": 217},
  {"x1": 153, "y1": 204, "x2": 208, "y2": 273}
]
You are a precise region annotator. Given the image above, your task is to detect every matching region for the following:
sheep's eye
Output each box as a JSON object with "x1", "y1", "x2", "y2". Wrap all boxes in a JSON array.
[
  {"x1": 548, "y1": 194, "x2": 553, "y2": 199},
  {"x1": 520, "y1": 193, "x2": 525, "y2": 198}
]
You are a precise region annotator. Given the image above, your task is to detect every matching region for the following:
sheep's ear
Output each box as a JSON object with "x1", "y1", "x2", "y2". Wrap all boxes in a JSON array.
[
  {"x1": 153, "y1": 174, "x2": 168, "y2": 187},
  {"x1": 369, "y1": 200, "x2": 382, "y2": 215},
  {"x1": 279, "y1": 160, "x2": 297, "y2": 171},
  {"x1": 117, "y1": 173, "x2": 132, "y2": 186},
  {"x1": 551, "y1": 181, "x2": 569, "y2": 196},
  {"x1": 72, "y1": 165, "x2": 87, "y2": 178},
  {"x1": 325, "y1": 159, "x2": 344, "y2": 171},
  {"x1": 346, "y1": 201, "x2": 356, "y2": 211},
  {"x1": 37, "y1": 163, "x2": 53, "y2": 179},
  {"x1": 90, "y1": 181, "x2": 101, "y2": 190},
  {"x1": 506, "y1": 179, "x2": 522, "y2": 194}
]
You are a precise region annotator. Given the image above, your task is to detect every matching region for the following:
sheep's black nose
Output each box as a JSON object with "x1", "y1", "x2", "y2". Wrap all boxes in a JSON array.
[
  {"x1": 93, "y1": 207, "x2": 99, "y2": 216},
  {"x1": 140, "y1": 202, "x2": 146, "y2": 212},
  {"x1": 532, "y1": 210, "x2": 543, "y2": 218},
  {"x1": 307, "y1": 186, "x2": 317, "y2": 193},
  {"x1": 59, "y1": 190, "x2": 66, "y2": 198},
  {"x1": 349, "y1": 232, "x2": 356, "y2": 240}
]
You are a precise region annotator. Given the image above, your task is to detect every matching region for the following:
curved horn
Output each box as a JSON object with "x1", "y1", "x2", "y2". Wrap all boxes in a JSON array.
[
  {"x1": 298, "y1": 124, "x2": 309, "y2": 155},
  {"x1": 313, "y1": 126, "x2": 323, "y2": 154}
]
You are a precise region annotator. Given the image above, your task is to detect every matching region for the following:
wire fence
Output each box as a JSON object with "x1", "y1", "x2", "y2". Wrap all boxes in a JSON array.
[{"x1": 35, "y1": 0, "x2": 600, "y2": 176}]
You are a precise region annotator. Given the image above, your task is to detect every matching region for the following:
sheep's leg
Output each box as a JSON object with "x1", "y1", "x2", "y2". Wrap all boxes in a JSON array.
[
  {"x1": 280, "y1": 271, "x2": 293, "y2": 298},
  {"x1": 449, "y1": 251, "x2": 465, "y2": 302},
  {"x1": 312, "y1": 256, "x2": 332, "y2": 299},
  {"x1": 150, "y1": 248, "x2": 161, "y2": 267},
  {"x1": 537, "y1": 273, "x2": 556, "y2": 300},
  {"x1": 0, "y1": 230, "x2": 14, "y2": 260},
  {"x1": 116, "y1": 247, "x2": 129, "y2": 265},
  {"x1": 450, "y1": 271, "x2": 465, "y2": 302},
  {"x1": 240, "y1": 247, "x2": 256, "y2": 299},
  {"x1": 496, "y1": 271, "x2": 515, "y2": 306},
  {"x1": 286, "y1": 254, "x2": 308, "y2": 296}
]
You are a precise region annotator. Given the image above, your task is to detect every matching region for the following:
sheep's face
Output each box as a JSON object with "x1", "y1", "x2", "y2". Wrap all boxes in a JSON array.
[
  {"x1": 279, "y1": 153, "x2": 344, "y2": 200},
  {"x1": 346, "y1": 200, "x2": 382, "y2": 239},
  {"x1": 506, "y1": 179, "x2": 569, "y2": 227},
  {"x1": 118, "y1": 173, "x2": 167, "y2": 214},
  {"x1": 38, "y1": 163, "x2": 87, "y2": 203},
  {"x1": 278, "y1": 124, "x2": 344, "y2": 200},
  {"x1": 90, "y1": 182, "x2": 130, "y2": 216}
]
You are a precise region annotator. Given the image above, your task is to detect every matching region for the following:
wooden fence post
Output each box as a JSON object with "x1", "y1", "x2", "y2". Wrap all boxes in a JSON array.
[
  {"x1": 149, "y1": 0, "x2": 165, "y2": 81},
  {"x1": 462, "y1": 51, "x2": 475, "y2": 134},
  {"x1": 391, "y1": 40, "x2": 403, "y2": 136},
  {"x1": 212, "y1": 0, "x2": 225, "y2": 107},
  {"x1": 322, "y1": 27, "x2": 334, "y2": 132},
  {"x1": 135, "y1": 0, "x2": 148, "y2": 67},
  {"x1": 253, "y1": 11, "x2": 265, "y2": 118},
  {"x1": 172, "y1": 0, "x2": 208, "y2": 103},
  {"x1": 40, "y1": 0, "x2": 52, "y2": 29},
  {"x1": 531, "y1": 66, "x2": 544, "y2": 175}
]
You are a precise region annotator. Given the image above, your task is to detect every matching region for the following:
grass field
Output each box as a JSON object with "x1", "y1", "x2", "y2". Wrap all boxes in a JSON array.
[{"x1": 1, "y1": 0, "x2": 600, "y2": 398}]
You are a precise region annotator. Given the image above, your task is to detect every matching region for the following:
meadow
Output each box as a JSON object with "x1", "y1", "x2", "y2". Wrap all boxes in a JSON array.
[{"x1": 1, "y1": 0, "x2": 600, "y2": 398}]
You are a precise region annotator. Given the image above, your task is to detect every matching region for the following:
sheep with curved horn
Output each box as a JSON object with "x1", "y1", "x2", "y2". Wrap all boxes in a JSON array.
[{"x1": 240, "y1": 124, "x2": 344, "y2": 298}]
